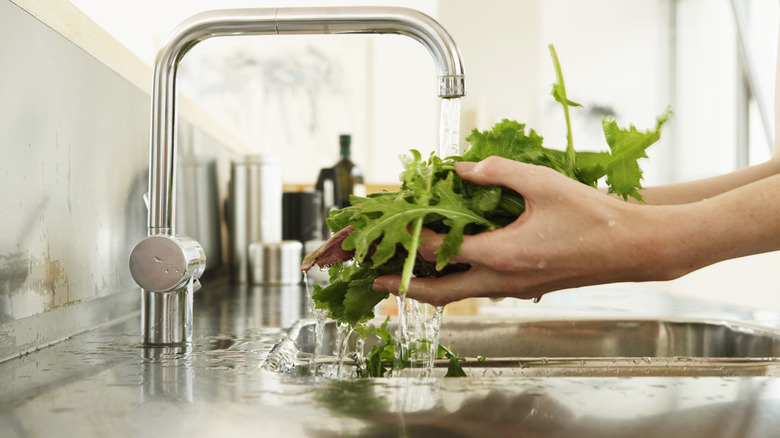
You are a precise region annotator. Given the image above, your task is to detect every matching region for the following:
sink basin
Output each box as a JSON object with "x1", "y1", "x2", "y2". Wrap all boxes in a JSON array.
[{"x1": 265, "y1": 317, "x2": 780, "y2": 377}]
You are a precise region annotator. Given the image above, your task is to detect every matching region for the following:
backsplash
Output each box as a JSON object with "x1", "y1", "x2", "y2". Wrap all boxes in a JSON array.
[{"x1": 0, "y1": 0, "x2": 232, "y2": 361}]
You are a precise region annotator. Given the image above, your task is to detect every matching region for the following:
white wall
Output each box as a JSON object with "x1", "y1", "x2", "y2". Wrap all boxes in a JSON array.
[
  {"x1": 439, "y1": 0, "x2": 542, "y2": 136},
  {"x1": 674, "y1": 0, "x2": 741, "y2": 182},
  {"x1": 69, "y1": 0, "x2": 440, "y2": 185}
]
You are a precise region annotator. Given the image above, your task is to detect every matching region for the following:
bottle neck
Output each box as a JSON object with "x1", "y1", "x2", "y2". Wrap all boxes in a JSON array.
[
  {"x1": 339, "y1": 134, "x2": 352, "y2": 160},
  {"x1": 340, "y1": 145, "x2": 351, "y2": 161}
]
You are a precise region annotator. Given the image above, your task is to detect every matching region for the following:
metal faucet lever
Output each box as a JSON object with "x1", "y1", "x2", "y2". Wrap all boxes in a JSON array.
[
  {"x1": 129, "y1": 7, "x2": 466, "y2": 345},
  {"x1": 129, "y1": 234, "x2": 205, "y2": 345}
]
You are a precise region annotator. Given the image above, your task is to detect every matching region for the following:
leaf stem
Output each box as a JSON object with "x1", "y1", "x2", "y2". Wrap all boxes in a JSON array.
[
  {"x1": 399, "y1": 217, "x2": 423, "y2": 295},
  {"x1": 398, "y1": 166, "x2": 435, "y2": 294},
  {"x1": 548, "y1": 44, "x2": 576, "y2": 173}
]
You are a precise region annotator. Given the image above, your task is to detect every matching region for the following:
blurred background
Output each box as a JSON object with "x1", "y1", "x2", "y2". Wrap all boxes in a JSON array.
[{"x1": 67, "y1": 0, "x2": 780, "y2": 309}]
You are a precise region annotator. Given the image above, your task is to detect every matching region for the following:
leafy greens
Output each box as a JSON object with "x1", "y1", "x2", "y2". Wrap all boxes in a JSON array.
[{"x1": 310, "y1": 45, "x2": 670, "y2": 376}]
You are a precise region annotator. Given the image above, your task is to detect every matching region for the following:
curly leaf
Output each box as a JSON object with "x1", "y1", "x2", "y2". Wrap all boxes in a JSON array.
[
  {"x1": 462, "y1": 119, "x2": 545, "y2": 162},
  {"x1": 603, "y1": 108, "x2": 671, "y2": 201}
]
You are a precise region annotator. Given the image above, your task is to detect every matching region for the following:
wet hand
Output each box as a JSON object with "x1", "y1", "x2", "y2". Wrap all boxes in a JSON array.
[{"x1": 373, "y1": 157, "x2": 671, "y2": 306}]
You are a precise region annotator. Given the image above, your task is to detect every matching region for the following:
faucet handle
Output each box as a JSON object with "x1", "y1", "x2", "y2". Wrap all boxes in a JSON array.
[{"x1": 129, "y1": 235, "x2": 206, "y2": 293}]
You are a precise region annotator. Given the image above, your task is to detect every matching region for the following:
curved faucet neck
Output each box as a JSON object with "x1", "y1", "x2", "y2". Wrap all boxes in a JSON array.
[{"x1": 146, "y1": 7, "x2": 465, "y2": 235}]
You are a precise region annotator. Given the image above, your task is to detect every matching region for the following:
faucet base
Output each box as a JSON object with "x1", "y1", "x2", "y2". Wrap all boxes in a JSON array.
[{"x1": 141, "y1": 287, "x2": 194, "y2": 345}]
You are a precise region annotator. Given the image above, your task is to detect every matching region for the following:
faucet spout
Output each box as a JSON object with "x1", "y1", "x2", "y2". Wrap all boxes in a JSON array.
[
  {"x1": 133, "y1": 7, "x2": 466, "y2": 345},
  {"x1": 148, "y1": 7, "x2": 465, "y2": 234}
]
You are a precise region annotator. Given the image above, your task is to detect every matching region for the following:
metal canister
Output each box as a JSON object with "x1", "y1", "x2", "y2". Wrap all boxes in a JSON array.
[
  {"x1": 176, "y1": 155, "x2": 221, "y2": 271},
  {"x1": 247, "y1": 240, "x2": 303, "y2": 285},
  {"x1": 228, "y1": 154, "x2": 282, "y2": 283}
]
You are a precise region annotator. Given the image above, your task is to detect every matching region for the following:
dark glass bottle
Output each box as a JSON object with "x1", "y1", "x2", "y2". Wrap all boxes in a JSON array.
[{"x1": 333, "y1": 134, "x2": 365, "y2": 208}]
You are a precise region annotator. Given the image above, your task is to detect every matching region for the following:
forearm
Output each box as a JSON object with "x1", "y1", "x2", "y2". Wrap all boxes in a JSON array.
[
  {"x1": 633, "y1": 157, "x2": 780, "y2": 205},
  {"x1": 645, "y1": 172, "x2": 780, "y2": 280}
]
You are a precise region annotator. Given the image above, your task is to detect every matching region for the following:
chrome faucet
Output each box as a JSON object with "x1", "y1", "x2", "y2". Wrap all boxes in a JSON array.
[{"x1": 128, "y1": 7, "x2": 466, "y2": 345}]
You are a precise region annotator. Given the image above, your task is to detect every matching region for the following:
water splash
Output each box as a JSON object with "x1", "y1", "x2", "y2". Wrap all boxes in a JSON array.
[
  {"x1": 335, "y1": 323, "x2": 354, "y2": 379},
  {"x1": 391, "y1": 297, "x2": 446, "y2": 378},
  {"x1": 424, "y1": 306, "x2": 445, "y2": 376},
  {"x1": 393, "y1": 295, "x2": 409, "y2": 377},
  {"x1": 303, "y1": 272, "x2": 329, "y2": 376}
]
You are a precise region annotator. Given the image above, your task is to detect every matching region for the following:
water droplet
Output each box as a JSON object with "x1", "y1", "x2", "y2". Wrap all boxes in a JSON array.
[
  {"x1": 533, "y1": 296, "x2": 541, "y2": 304},
  {"x1": 154, "y1": 256, "x2": 163, "y2": 263},
  {"x1": 536, "y1": 260, "x2": 548, "y2": 269},
  {"x1": 608, "y1": 220, "x2": 617, "y2": 227}
]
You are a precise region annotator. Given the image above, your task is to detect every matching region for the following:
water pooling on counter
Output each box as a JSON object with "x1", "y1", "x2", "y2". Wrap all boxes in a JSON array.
[{"x1": 5, "y1": 282, "x2": 780, "y2": 438}]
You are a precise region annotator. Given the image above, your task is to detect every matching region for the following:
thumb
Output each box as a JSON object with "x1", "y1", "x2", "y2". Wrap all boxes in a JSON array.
[{"x1": 455, "y1": 157, "x2": 552, "y2": 197}]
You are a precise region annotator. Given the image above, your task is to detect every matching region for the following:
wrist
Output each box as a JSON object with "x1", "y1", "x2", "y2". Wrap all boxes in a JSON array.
[{"x1": 615, "y1": 202, "x2": 706, "y2": 283}]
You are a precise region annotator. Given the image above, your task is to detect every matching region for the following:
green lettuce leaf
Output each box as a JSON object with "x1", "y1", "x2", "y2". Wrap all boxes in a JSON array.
[
  {"x1": 335, "y1": 153, "x2": 498, "y2": 271},
  {"x1": 603, "y1": 109, "x2": 672, "y2": 201},
  {"x1": 311, "y1": 264, "x2": 389, "y2": 326}
]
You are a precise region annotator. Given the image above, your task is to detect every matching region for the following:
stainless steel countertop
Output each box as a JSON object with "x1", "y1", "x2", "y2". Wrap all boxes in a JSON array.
[{"x1": 1, "y1": 278, "x2": 779, "y2": 437}]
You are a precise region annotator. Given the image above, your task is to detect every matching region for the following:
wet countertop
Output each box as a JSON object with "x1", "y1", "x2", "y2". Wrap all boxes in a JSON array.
[{"x1": 2, "y1": 278, "x2": 780, "y2": 438}]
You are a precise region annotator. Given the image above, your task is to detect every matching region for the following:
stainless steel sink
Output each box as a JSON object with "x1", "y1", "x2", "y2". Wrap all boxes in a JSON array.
[{"x1": 265, "y1": 317, "x2": 780, "y2": 377}]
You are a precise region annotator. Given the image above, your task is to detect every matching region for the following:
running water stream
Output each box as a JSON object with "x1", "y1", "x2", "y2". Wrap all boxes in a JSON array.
[
  {"x1": 305, "y1": 98, "x2": 462, "y2": 379},
  {"x1": 392, "y1": 97, "x2": 463, "y2": 377},
  {"x1": 438, "y1": 97, "x2": 463, "y2": 158}
]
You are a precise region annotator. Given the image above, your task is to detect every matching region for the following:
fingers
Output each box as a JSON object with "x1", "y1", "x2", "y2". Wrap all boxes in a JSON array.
[
  {"x1": 416, "y1": 228, "x2": 443, "y2": 261},
  {"x1": 455, "y1": 157, "x2": 576, "y2": 201},
  {"x1": 414, "y1": 158, "x2": 548, "y2": 267},
  {"x1": 372, "y1": 274, "x2": 475, "y2": 307},
  {"x1": 417, "y1": 228, "x2": 473, "y2": 263},
  {"x1": 373, "y1": 268, "x2": 504, "y2": 307},
  {"x1": 417, "y1": 228, "x2": 492, "y2": 266}
]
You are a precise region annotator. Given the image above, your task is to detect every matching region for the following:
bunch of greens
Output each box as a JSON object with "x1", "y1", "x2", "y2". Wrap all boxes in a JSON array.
[
  {"x1": 310, "y1": 45, "x2": 670, "y2": 377},
  {"x1": 313, "y1": 44, "x2": 669, "y2": 327}
]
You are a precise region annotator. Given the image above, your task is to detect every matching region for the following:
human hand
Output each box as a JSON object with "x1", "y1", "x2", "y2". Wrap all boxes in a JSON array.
[{"x1": 373, "y1": 156, "x2": 677, "y2": 306}]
